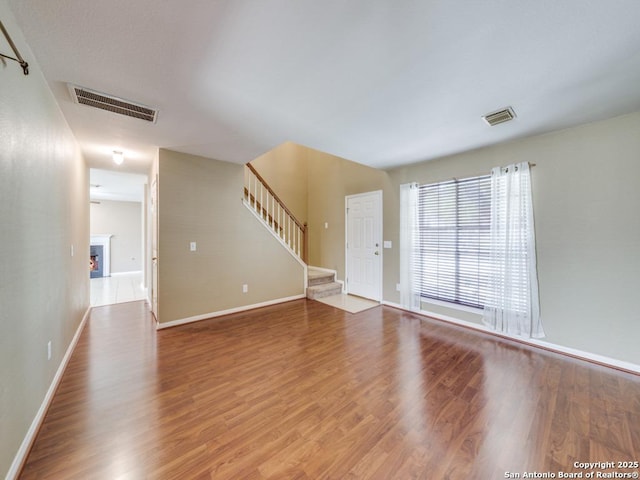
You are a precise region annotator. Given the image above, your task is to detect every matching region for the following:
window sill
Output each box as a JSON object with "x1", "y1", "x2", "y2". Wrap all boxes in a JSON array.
[{"x1": 420, "y1": 297, "x2": 484, "y2": 316}]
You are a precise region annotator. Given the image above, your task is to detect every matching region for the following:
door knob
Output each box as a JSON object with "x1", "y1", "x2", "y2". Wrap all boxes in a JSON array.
[{"x1": 374, "y1": 251, "x2": 379, "y2": 256}]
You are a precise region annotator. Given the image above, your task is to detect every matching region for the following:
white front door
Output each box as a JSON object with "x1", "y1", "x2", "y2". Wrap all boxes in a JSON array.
[{"x1": 346, "y1": 190, "x2": 382, "y2": 301}]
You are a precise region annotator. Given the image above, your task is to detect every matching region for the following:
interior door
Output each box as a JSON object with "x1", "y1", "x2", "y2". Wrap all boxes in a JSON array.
[{"x1": 346, "y1": 190, "x2": 382, "y2": 301}]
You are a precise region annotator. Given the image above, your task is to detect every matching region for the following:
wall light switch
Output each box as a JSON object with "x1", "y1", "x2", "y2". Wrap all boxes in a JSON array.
[
  {"x1": 242, "y1": 284, "x2": 248, "y2": 293},
  {"x1": 47, "y1": 341, "x2": 52, "y2": 360},
  {"x1": 384, "y1": 241, "x2": 392, "y2": 249},
  {"x1": 324, "y1": 222, "x2": 329, "y2": 229},
  {"x1": 190, "y1": 242, "x2": 197, "y2": 251},
  {"x1": 70, "y1": 244, "x2": 75, "y2": 257},
  {"x1": 396, "y1": 283, "x2": 401, "y2": 292}
]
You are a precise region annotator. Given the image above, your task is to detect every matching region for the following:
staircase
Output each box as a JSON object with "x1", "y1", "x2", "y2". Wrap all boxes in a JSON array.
[
  {"x1": 306, "y1": 268, "x2": 342, "y2": 300},
  {"x1": 244, "y1": 163, "x2": 343, "y2": 301},
  {"x1": 244, "y1": 163, "x2": 307, "y2": 263}
]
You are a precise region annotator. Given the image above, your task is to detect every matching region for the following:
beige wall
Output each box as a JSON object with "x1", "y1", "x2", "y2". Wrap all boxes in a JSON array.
[
  {"x1": 0, "y1": 2, "x2": 89, "y2": 476},
  {"x1": 249, "y1": 142, "x2": 388, "y2": 281},
  {"x1": 384, "y1": 111, "x2": 640, "y2": 365},
  {"x1": 157, "y1": 149, "x2": 305, "y2": 324},
  {"x1": 306, "y1": 148, "x2": 388, "y2": 280},
  {"x1": 90, "y1": 200, "x2": 143, "y2": 273},
  {"x1": 250, "y1": 141, "x2": 308, "y2": 223}
]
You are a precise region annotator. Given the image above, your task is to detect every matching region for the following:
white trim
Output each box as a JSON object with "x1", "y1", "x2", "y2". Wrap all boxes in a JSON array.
[
  {"x1": 242, "y1": 199, "x2": 307, "y2": 271},
  {"x1": 242, "y1": 198, "x2": 308, "y2": 290},
  {"x1": 382, "y1": 300, "x2": 640, "y2": 375},
  {"x1": 156, "y1": 294, "x2": 306, "y2": 330},
  {"x1": 344, "y1": 190, "x2": 383, "y2": 302},
  {"x1": 6, "y1": 307, "x2": 92, "y2": 480}
]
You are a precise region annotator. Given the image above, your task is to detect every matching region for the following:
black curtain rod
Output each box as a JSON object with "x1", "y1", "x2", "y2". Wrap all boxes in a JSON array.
[{"x1": 0, "y1": 20, "x2": 29, "y2": 75}]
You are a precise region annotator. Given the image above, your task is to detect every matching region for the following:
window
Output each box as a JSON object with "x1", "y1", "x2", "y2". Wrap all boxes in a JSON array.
[{"x1": 415, "y1": 175, "x2": 491, "y2": 309}]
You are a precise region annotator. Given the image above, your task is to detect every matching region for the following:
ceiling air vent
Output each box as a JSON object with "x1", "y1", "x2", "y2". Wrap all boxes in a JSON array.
[
  {"x1": 482, "y1": 106, "x2": 516, "y2": 126},
  {"x1": 68, "y1": 84, "x2": 158, "y2": 123}
]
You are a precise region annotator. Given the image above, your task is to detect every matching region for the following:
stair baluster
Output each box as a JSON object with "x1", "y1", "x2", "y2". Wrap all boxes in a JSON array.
[{"x1": 243, "y1": 163, "x2": 307, "y2": 263}]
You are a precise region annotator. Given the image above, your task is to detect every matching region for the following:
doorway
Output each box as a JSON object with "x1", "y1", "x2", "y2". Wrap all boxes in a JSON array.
[
  {"x1": 89, "y1": 169, "x2": 148, "y2": 306},
  {"x1": 345, "y1": 190, "x2": 382, "y2": 301}
]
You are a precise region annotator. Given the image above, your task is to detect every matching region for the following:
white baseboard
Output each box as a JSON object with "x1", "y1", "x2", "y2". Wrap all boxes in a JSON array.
[
  {"x1": 6, "y1": 306, "x2": 92, "y2": 480},
  {"x1": 156, "y1": 294, "x2": 307, "y2": 330},
  {"x1": 382, "y1": 300, "x2": 640, "y2": 375}
]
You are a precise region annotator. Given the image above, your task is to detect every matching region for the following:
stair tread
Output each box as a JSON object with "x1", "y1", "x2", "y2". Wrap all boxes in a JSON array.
[
  {"x1": 307, "y1": 282, "x2": 342, "y2": 292},
  {"x1": 307, "y1": 281, "x2": 342, "y2": 300},
  {"x1": 308, "y1": 269, "x2": 333, "y2": 278},
  {"x1": 307, "y1": 268, "x2": 335, "y2": 286}
]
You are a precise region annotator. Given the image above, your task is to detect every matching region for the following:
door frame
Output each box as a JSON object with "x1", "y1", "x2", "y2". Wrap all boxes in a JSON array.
[
  {"x1": 344, "y1": 190, "x2": 383, "y2": 301},
  {"x1": 149, "y1": 175, "x2": 158, "y2": 320}
]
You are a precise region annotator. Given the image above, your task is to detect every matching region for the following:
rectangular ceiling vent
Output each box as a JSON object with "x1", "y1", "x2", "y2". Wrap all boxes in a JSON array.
[
  {"x1": 68, "y1": 84, "x2": 158, "y2": 123},
  {"x1": 482, "y1": 106, "x2": 516, "y2": 126}
]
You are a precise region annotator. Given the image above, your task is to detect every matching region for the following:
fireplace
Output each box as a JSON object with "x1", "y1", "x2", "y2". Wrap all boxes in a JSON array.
[
  {"x1": 90, "y1": 234, "x2": 113, "y2": 278},
  {"x1": 90, "y1": 245, "x2": 103, "y2": 278}
]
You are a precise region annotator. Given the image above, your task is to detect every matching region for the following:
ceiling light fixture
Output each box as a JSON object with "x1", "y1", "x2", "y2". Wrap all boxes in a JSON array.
[{"x1": 112, "y1": 151, "x2": 124, "y2": 165}]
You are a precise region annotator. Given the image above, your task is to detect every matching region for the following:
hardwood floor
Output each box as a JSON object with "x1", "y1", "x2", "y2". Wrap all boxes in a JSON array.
[{"x1": 20, "y1": 300, "x2": 640, "y2": 479}]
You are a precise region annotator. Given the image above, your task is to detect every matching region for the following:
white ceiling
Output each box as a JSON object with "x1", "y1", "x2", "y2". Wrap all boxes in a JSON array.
[
  {"x1": 7, "y1": 1, "x2": 640, "y2": 175},
  {"x1": 90, "y1": 169, "x2": 147, "y2": 203}
]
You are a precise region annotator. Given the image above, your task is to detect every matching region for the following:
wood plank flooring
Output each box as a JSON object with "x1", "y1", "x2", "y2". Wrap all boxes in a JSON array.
[{"x1": 19, "y1": 300, "x2": 640, "y2": 479}]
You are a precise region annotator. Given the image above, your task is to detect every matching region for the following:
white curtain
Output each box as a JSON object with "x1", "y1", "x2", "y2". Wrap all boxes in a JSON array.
[
  {"x1": 399, "y1": 183, "x2": 420, "y2": 311},
  {"x1": 483, "y1": 162, "x2": 545, "y2": 338}
]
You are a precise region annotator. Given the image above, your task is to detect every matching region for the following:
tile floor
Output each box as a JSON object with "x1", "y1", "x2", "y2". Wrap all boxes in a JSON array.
[
  {"x1": 90, "y1": 271, "x2": 148, "y2": 307},
  {"x1": 315, "y1": 293, "x2": 380, "y2": 313}
]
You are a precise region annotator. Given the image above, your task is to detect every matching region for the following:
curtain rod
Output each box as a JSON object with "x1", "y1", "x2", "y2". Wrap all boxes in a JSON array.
[
  {"x1": 449, "y1": 162, "x2": 537, "y2": 182},
  {"x1": 0, "y1": 20, "x2": 29, "y2": 75},
  {"x1": 497, "y1": 162, "x2": 537, "y2": 174}
]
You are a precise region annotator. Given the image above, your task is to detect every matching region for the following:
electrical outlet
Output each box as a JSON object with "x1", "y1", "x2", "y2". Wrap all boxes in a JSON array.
[
  {"x1": 242, "y1": 284, "x2": 248, "y2": 293},
  {"x1": 47, "y1": 341, "x2": 52, "y2": 360},
  {"x1": 190, "y1": 242, "x2": 197, "y2": 251},
  {"x1": 384, "y1": 241, "x2": 392, "y2": 249}
]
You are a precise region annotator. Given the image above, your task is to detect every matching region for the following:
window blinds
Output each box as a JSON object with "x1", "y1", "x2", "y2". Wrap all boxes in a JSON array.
[{"x1": 415, "y1": 175, "x2": 491, "y2": 309}]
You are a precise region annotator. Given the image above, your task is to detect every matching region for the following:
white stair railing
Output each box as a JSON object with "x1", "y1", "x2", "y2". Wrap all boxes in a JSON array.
[{"x1": 243, "y1": 163, "x2": 307, "y2": 263}]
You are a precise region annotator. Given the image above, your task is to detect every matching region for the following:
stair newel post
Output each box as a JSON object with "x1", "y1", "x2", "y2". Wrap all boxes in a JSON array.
[{"x1": 303, "y1": 223, "x2": 308, "y2": 263}]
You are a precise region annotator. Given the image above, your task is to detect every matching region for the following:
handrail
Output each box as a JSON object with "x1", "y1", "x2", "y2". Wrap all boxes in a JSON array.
[
  {"x1": 244, "y1": 163, "x2": 308, "y2": 263},
  {"x1": 246, "y1": 163, "x2": 306, "y2": 232},
  {"x1": 244, "y1": 188, "x2": 285, "y2": 233}
]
